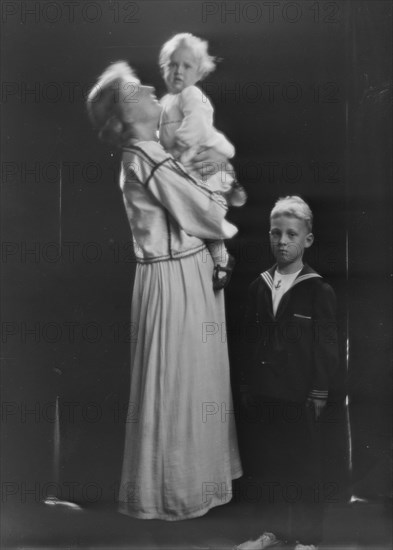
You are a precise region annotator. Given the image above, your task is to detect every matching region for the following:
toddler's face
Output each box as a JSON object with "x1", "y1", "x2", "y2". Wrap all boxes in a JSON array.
[
  {"x1": 164, "y1": 46, "x2": 201, "y2": 93},
  {"x1": 269, "y1": 215, "x2": 313, "y2": 269}
]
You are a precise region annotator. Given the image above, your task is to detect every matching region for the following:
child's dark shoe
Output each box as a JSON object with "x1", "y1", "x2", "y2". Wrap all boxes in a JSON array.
[{"x1": 213, "y1": 254, "x2": 235, "y2": 290}]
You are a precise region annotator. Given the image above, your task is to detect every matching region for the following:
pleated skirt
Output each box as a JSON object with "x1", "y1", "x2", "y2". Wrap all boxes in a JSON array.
[{"x1": 118, "y1": 250, "x2": 242, "y2": 520}]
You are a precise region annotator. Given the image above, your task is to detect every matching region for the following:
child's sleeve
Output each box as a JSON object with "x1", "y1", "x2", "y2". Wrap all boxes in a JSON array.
[
  {"x1": 175, "y1": 86, "x2": 213, "y2": 148},
  {"x1": 309, "y1": 282, "x2": 339, "y2": 400},
  {"x1": 176, "y1": 87, "x2": 235, "y2": 159}
]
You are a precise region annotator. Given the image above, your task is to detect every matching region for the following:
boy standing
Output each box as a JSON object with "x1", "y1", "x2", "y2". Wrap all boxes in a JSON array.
[{"x1": 236, "y1": 196, "x2": 339, "y2": 550}]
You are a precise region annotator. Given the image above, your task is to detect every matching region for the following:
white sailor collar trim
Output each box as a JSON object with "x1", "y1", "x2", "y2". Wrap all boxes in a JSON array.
[{"x1": 260, "y1": 265, "x2": 322, "y2": 291}]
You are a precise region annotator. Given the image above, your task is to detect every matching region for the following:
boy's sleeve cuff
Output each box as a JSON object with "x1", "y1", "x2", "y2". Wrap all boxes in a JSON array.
[{"x1": 309, "y1": 389, "x2": 328, "y2": 400}]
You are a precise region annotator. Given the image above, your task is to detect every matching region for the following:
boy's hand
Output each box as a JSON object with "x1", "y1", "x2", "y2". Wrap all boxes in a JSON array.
[
  {"x1": 191, "y1": 146, "x2": 232, "y2": 178},
  {"x1": 306, "y1": 397, "x2": 327, "y2": 419}
]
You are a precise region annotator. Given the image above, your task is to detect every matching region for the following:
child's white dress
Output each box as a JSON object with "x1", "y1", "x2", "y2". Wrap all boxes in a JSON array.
[
  {"x1": 159, "y1": 85, "x2": 246, "y2": 271},
  {"x1": 159, "y1": 85, "x2": 235, "y2": 193}
]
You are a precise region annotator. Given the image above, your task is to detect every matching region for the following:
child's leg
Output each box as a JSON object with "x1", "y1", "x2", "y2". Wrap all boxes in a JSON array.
[
  {"x1": 288, "y1": 403, "x2": 325, "y2": 546},
  {"x1": 207, "y1": 240, "x2": 235, "y2": 291},
  {"x1": 234, "y1": 397, "x2": 292, "y2": 549},
  {"x1": 207, "y1": 240, "x2": 229, "y2": 267},
  {"x1": 291, "y1": 490, "x2": 325, "y2": 546},
  {"x1": 205, "y1": 166, "x2": 247, "y2": 207}
]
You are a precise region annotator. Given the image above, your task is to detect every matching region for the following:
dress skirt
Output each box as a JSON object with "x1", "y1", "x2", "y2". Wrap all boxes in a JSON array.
[{"x1": 118, "y1": 249, "x2": 242, "y2": 520}]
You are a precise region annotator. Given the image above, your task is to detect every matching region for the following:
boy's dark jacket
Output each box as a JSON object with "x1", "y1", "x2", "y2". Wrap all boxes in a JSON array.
[{"x1": 243, "y1": 264, "x2": 339, "y2": 403}]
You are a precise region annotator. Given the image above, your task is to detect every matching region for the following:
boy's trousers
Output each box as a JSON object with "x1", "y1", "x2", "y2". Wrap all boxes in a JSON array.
[{"x1": 245, "y1": 395, "x2": 326, "y2": 545}]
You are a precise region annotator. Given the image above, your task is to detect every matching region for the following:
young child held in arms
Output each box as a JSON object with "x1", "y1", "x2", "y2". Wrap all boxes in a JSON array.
[
  {"x1": 159, "y1": 32, "x2": 246, "y2": 289},
  {"x1": 236, "y1": 196, "x2": 339, "y2": 550}
]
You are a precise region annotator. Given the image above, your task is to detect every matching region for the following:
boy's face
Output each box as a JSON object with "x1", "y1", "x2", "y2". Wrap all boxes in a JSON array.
[
  {"x1": 164, "y1": 46, "x2": 201, "y2": 93},
  {"x1": 269, "y1": 215, "x2": 314, "y2": 270},
  {"x1": 120, "y1": 81, "x2": 162, "y2": 124}
]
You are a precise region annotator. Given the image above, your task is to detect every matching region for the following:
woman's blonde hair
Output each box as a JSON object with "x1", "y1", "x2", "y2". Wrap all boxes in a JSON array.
[
  {"x1": 270, "y1": 195, "x2": 313, "y2": 232},
  {"x1": 86, "y1": 61, "x2": 140, "y2": 146},
  {"x1": 159, "y1": 33, "x2": 216, "y2": 80}
]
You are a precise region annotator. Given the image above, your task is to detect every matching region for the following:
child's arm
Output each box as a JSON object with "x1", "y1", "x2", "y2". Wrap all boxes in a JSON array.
[
  {"x1": 203, "y1": 129, "x2": 236, "y2": 160},
  {"x1": 176, "y1": 86, "x2": 235, "y2": 159},
  {"x1": 308, "y1": 282, "x2": 339, "y2": 415}
]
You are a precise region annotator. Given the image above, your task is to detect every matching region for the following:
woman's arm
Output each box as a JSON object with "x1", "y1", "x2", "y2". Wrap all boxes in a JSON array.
[
  {"x1": 123, "y1": 145, "x2": 237, "y2": 241},
  {"x1": 189, "y1": 146, "x2": 235, "y2": 180},
  {"x1": 148, "y1": 158, "x2": 237, "y2": 240}
]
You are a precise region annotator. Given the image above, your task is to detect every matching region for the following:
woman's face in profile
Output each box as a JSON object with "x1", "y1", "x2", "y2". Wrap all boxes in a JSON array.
[{"x1": 121, "y1": 82, "x2": 162, "y2": 124}]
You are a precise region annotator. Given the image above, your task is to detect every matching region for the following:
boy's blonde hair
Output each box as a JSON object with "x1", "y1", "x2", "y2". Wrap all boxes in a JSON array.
[
  {"x1": 86, "y1": 61, "x2": 140, "y2": 146},
  {"x1": 159, "y1": 33, "x2": 216, "y2": 80},
  {"x1": 270, "y1": 195, "x2": 313, "y2": 232}
]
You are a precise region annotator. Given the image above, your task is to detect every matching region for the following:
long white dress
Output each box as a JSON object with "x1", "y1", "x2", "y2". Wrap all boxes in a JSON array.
[{"x1": 118, "y1": 142, "x2": 242, "y2": 520}]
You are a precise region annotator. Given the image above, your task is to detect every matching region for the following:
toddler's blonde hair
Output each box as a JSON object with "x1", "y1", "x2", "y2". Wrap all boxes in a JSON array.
[{"x1": 159, "y1": 33, "x2": 216, "y2": 80}]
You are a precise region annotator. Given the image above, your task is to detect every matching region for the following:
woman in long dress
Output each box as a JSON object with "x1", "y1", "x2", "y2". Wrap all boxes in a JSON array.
[{"x1": 87, "y1": 61, "x2": 242, "y2": 520}]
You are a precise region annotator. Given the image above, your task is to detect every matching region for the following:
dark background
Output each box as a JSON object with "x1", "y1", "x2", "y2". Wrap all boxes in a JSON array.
[{"x1": 1, "y1": 0, "x2": 392, "y2": 544}]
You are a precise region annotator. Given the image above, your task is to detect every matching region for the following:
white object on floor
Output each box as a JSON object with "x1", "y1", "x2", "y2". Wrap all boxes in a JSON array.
[
  {"x1": 43, "y1": 496, "x2": 82, "y2": 511},
  {"x1": 235, "y1": 532, "x2": 281, "y2": 550}
]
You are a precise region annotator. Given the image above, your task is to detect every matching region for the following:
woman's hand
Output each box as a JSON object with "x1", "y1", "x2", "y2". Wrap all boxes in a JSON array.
[{"x1": 190, "y1": 146, "x2": 234, "y2": 180}]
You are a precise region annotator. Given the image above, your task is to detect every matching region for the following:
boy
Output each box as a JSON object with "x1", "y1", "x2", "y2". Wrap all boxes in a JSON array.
[{"x1": 236, "y1": 196, "x2": 339, "y2": 550}]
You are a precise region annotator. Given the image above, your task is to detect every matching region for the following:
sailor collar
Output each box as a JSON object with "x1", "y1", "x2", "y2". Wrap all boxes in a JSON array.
[{"x1": 260, "y1": 264, "x2": 322, "y2": 291}]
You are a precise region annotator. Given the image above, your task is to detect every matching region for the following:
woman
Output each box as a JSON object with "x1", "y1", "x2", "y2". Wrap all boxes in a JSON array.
[{"x1": 87, "y1": 61, "x2": 242, "y2": 520}]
